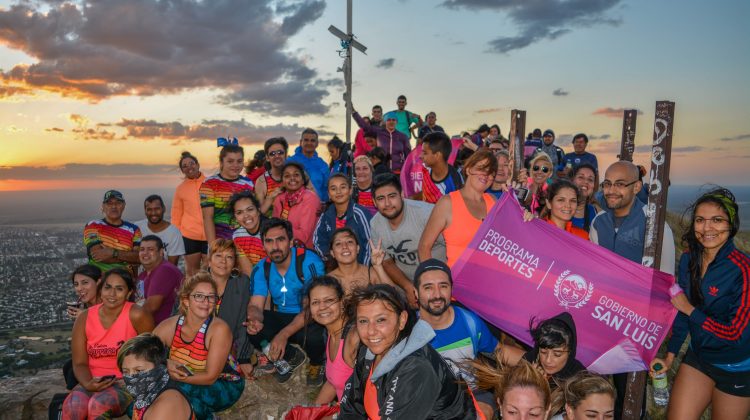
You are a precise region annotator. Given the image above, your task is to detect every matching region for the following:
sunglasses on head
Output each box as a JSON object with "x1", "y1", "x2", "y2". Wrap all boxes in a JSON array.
[{"x1": 532, "y1": 165, "x2": 550, "y2": 173}]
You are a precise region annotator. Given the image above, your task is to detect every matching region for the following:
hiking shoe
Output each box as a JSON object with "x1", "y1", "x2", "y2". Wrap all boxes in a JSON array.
[
  {"x1": 274, "y1": 345, "x2": 306, "y2": 383},
  {"x1": 306, "y1": 364, "x2": 326, "y2": 386},
  {"x1": 254, "y1": 353, "x2": 276, "y2": 377}
]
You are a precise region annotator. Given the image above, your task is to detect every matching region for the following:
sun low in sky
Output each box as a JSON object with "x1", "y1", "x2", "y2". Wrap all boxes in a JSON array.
[{"x1": 1, "y1": 0, "x2": 748, "y2": 191}]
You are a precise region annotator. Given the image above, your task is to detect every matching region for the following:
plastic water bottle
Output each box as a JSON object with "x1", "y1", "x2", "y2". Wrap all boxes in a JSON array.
[
  {"x1": 261, "y1": 340, "x2": 291, "y2": 375},
  {"x1": 652, "y1": 363, "x2": 669, "y2": 407}
]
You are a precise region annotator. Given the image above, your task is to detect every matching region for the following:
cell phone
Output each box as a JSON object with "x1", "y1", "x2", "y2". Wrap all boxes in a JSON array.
[
  {"x1": 98, "y1": 375, "x2": 116, "y2": 382},
  {"x1": 515, "y1": 187, "x2": 530, "y2": 202},
  {"x1": 177, "y1": 364, "x2": 194, "y2": 376}
]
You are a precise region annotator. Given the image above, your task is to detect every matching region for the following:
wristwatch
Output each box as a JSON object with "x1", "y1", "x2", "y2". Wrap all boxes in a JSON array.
[{"x1": 112, "y1": 249, "x2": 119, "y2": 260}]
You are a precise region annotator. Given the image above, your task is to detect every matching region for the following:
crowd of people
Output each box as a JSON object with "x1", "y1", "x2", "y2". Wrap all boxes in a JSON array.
[{"x1": 58, "y1": 95, "x2": 749, "y2": 420}]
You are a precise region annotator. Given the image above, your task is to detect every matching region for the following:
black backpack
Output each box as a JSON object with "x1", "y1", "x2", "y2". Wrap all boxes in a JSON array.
[{"x1": 261, "y1": 247, "x2": 312, "y2": 288}]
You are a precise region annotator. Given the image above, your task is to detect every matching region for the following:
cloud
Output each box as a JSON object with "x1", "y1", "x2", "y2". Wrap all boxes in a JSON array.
[
  {"x1": 47, "y1": 116, "x2": 335, "y2": 144},
  {"x1": 45, "y1": 127, "x2": 64, "y2": 132},
  {"x1": 589, "y1": 134, "x2": 611, "y2": 140},
  {"x1": 0, "y1": 0, "x2": 329, "y2": 116},
  {"x1": 474, "y1": 107, "x2": 505, "y2": 114},
  {"x1": 442, "y1": 0, "x2": 622, "y2": 53},
  {"x1": 673, "y1": 146, "x2": 704, "y2": 153},
  {"x1": 553, "y1": 88, "x2": 569, "y2": 96},
  {"x1": 0, "y1": 163, "x2": 174, "y2": 181},
  {"x1": 592, "y1": 107, "x2": 643, "y2": 118},
  {"x1": 719, "y1": 133, "x2": 750, "y2": 142},
  {"x1": 376, "y1": 58, "x2": 396, "y2": 69}
]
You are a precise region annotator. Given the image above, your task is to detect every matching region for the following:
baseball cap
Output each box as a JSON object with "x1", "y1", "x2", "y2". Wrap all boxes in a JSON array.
[
  {"x1": 543, "y1": 129, "x2": 555, "y2": 139},
  {"x1": 414, "y1": 259, "x2": 453, "y2": 285},
  {"x1": 102, "y1": 190, "x2": 125, "y2": 203}
]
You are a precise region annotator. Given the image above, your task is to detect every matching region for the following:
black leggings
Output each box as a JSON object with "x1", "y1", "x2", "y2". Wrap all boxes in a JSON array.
[{"x1": 247, "y1": 310, "x2": 326, "y2": 365}]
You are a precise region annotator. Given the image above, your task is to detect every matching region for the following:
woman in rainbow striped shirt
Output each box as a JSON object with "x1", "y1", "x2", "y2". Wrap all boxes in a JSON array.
[{"x1": 153, "y1": 272, "x2": 244, "y2": 420}]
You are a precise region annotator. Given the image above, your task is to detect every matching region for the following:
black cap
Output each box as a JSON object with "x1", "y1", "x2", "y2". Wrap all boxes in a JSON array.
[
  {"x1": 414, "y1": 259, "x2": 452, "y2": 285},
  {"x1": 102, "y1": 190, "x2": 124, "y2": 203}
]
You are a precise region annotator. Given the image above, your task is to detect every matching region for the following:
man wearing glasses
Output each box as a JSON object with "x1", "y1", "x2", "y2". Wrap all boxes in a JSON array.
[
  {"x1": 589, "y1": 160, "x2": 675, "y2": 418},
  {"x1": 246, "y1": 218, "x2": 326, "y2": 385},
  {"x1": 256, "y1": 137, "x2": 288, "y2": 214}
]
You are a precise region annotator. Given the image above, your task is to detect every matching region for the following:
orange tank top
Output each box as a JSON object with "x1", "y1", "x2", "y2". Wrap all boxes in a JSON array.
[
  {"x1": 85, "y1": 302, "x2": 137, "y2": 378},
  {"x1": 364, "y1": 365, "x2": 381, "y2": 420},
  {"x1": 443, "y1": 190, "x2": 494, "y2": 268}
]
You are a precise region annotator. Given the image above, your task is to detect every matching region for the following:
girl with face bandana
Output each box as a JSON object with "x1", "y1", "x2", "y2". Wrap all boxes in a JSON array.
[{"x1": 117, "y1": 334, "x2": 195, "y2": 419}]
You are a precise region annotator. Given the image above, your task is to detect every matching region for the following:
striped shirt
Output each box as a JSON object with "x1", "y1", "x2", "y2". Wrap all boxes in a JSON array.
[
  {"x1": 199, "y1": 174, "x2": 254, "y2": 240},
  {"x1": 232, "y1": 227, "x2": 266, "y2": 266},
  {"x1": 83, "y1": 219, "x2": 142, "y2": 272}
]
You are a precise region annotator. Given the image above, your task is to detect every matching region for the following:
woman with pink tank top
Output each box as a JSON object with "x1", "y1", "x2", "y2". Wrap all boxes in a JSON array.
[
  {"x1": 419, "y1": 149, "x2": 498, "y2": 267},
  {"x1": 308, "y1": 276, "x2": 359, "y2": 404},
  {"x1": 63, "y1": 268, "x2": 154, "y2": 420}
]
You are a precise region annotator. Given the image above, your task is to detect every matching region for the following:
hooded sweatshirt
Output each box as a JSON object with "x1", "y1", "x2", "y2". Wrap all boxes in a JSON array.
[
  {"x1": 522, "y1": 312, "x2": 586, "y2": 385},
  {"x1": 339, "y1": 320, "x2": 476, "y2": 420},
  {"x1": 287, "y1": 146, "x2": 330, "y2": 202}
]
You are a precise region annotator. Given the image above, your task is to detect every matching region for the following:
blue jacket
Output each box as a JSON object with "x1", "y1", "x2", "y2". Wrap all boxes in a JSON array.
[
  {"x1": 288, "y1": 146, "x2": 330, "y2": 202},
  {"x1": 590, "y1": 198, "x2": 675, "y2": 274},
  {"x1": 312, "y1": 201, "x2": 372, "y2": 265},
  {"x1": 668, "y1": 242, "x2": 750, "y2": 366}
]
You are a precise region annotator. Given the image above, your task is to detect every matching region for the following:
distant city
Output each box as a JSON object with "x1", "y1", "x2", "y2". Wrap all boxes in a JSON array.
[{"x1": 0, "y1": 224, "x2": 84, "y2": 330}]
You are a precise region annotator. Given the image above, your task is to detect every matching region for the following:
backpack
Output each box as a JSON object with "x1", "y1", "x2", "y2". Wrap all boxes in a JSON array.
[
  {"x1": 454, "y1": 306, "x2": 480, "y2": 355},
  {"x1": 262, "y1": 247, "x2": 310, "y2": 288},
  {"x1": 48, "y1": 392, "x2": 68, "y2": 420}
]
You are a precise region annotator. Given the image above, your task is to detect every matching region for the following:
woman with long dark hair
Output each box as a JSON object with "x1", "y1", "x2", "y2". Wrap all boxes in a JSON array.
[
  {"x1": 272, "y1": 162, "x2": 321, "y2": 248},
  {"x1": 569, "y1": 163, "x2": 599, "y2": 232},
  {"x1": 328, "y1": 137, "x2": 351, "y2": 176},
  {"x1": 67, "y1": 264, "x2": 102, "y2": 319},
  {"x1": 651, "y1": 188, "x2": 750, "y2": 419},
  {"x1": 229, "y1": 190, "x2": 266, "y2": 275},
  {"x1": 325, "y1": 227, "x2": 392, "y2": 294},
  {"x1": 307, "y1": 276, "x2": 359, "y2": 404},
  {"x1": 339, "y1": 284, "x2": 476, "y2": 419},
  {"x1": 539, "y1": 179, "x2": 589, "y2": 240}
]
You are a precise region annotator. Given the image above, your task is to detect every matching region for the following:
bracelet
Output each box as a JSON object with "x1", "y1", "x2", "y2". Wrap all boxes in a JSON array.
[{"x1": 112, "y1": 249, "x2": 119, "y2": 260}]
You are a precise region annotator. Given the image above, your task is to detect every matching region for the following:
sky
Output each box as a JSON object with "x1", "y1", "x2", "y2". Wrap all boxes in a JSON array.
[{"x1": 0, "y1": 0, "x2": 748, "y2": 192}]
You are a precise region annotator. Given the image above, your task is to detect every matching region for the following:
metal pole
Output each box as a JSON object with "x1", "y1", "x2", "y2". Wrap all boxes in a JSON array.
[
  {"x1": 619, "y1": 109, "x2": 638, "y2": 162},
  {"x1": 345, "y1": 0, "x2": 353, "y2": 144},
  {"x1": 622, "y1": 101, "x2": 675, "y2": 419},
  {"x1": 508, "y1": 109, "x2": 527, "y2": 179}
]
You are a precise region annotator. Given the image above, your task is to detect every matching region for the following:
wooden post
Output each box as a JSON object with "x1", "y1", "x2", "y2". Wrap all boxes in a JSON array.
[
  {"x1": 622, "y1": 101, "x2": 675, "y2": 419},
  {"x1": 619, "y1": 109, "x2": 638, "y2": 162},
  {"x1": 508, "y1": 109, "x2": 526, "y2": 179}
]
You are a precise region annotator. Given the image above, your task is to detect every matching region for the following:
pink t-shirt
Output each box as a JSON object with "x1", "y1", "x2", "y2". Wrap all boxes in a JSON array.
[{"x1": 85, "y1": 302, "x2": 137, "y2": 378}]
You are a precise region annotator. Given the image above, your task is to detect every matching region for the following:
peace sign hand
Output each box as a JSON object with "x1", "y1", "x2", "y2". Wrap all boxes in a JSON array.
[{"x1": 369, "y1": 239, "x2": 386, "y2": 267}]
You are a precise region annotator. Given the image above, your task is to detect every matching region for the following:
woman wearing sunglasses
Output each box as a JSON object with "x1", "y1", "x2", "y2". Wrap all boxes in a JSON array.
[
  {"x1": 522, "y1": 152, "x2": 554, "y2": 215},
  {"x1": 153, "y1": 272, "x2": 244, "y2": 420}
]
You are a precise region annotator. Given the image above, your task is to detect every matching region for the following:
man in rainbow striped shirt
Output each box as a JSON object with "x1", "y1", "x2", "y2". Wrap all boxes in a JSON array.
[{"x1": 83, "y1": 190, "x2": 142, "y2": 274}]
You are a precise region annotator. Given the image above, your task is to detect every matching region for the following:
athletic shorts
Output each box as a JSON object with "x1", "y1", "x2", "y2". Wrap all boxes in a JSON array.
[
  {"x1": 683, "y1": 348, "x2": 750, "y2": 397},
  {"x1": 183, "y1": 237, "x2": 208, "y2": 255}
]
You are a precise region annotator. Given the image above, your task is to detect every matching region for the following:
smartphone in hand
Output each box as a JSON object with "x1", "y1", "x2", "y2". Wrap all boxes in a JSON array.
[
  {"x1": 97, "y1": 375, "x2": 116, "y2": 382},
  {"x1": 177, "y1": 364, "x2": 194, "y2": 376}
]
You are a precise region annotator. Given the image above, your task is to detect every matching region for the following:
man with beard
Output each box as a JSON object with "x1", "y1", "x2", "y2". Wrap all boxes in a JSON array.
[
  {"x1": 83, "y1": 190, "x2": 142, "y2": 274},
  {"x1": 589, "y1": 160, "x2": 675, "y2": 419},
  {"x1": 135, "y1": 194, "x2": 185, "y2": 265},
  {"x1": 369, "y1": 173, "x2": 446, "y2": 308},
  {"x1": 415, "y1": 259, "x2": 499, "y2": 420},
  {"x1": 246, "y1": 218, "x2": 326, "y2": 385}
]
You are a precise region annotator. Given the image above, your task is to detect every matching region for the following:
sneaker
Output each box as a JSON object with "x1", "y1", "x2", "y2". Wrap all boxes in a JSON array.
[
  {"x1": 254, "y1": 353, "x2": 276, "y2": 377},
  {"x1": 306, "y1": 364, "x2": 325, "y2": 386},
  {"x1": 274, "y1": 345, "x2": 306, "y2": 383}
]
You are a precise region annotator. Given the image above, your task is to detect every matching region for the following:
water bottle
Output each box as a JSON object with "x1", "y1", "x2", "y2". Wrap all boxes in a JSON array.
[
  {"x1": 261, "y1": 340, "x2": 291, "y2": 375},
  {"x1": 652, "y1": 363, "x2": 669, "y2": 407}
]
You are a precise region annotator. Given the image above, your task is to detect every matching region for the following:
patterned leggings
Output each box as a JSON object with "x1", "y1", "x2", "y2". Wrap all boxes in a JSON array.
[
  {"x1": 174, "y1": 378, "x2": 245, "y2": 420},
  {"x1": 62, "y1": 383, "x2": 132, "y2": 420}
]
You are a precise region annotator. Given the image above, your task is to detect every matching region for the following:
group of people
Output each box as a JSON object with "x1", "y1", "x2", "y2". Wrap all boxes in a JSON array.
[{"x1": 59, "y1": 95, "x2": 749, "y2": 420}]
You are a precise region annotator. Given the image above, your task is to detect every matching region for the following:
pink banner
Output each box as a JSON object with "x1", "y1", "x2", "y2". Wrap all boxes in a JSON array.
[
  {"x1": 452, "y1": 193, "x2": 678, "y2": 374},
  {"x1": 400, "y1": 139, "x2": 464, "y2": 197}
]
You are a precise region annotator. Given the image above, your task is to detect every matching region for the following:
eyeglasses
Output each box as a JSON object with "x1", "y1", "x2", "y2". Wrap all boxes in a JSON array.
[
  {"x1": 191, "y1": 293, "x2": 218, "y2": 303},
  {"x1": 268, "y1": 150, "x2": 285, "y2": 157},
  {"x1": 600, "y1": 180, "x2": 638, "y2": 190},
  {"x1": 532, "y1": 165, "x2": 550, "y2": 173}
]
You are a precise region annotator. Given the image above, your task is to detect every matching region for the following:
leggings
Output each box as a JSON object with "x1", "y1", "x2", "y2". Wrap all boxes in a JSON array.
[
  {"x1": 174, "y1": 378, "x2": 245, "y2": 420},
  {"x1": 62, "y1": 382, "x2": 132, "y2": 420}
]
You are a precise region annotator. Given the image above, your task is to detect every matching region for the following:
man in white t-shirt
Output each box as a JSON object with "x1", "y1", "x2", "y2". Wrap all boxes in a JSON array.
[
  {"x1": 135, "y1": 194, "x2": 185, "y2": 265},
  {"x1": 369, "y1": 173, "x2": 446, "y2": 308}
]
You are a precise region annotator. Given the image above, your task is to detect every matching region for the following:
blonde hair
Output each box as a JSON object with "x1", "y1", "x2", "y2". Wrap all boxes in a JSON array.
[
  {"x1": 353, "y1": 155, "x2": 374, "y2": 171},
  {"x1": 177, "y1": 271, "x2": 217, "y2": 315},
  {"x1": 561, "y1": 371, "x2": 615, "y2": 410},
  {"x1": 472, "y1": 350, "x2": 557, "y2": 413},
  {"x1": 529, "y1": 152, "x2": 553, "y2": 170}
]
